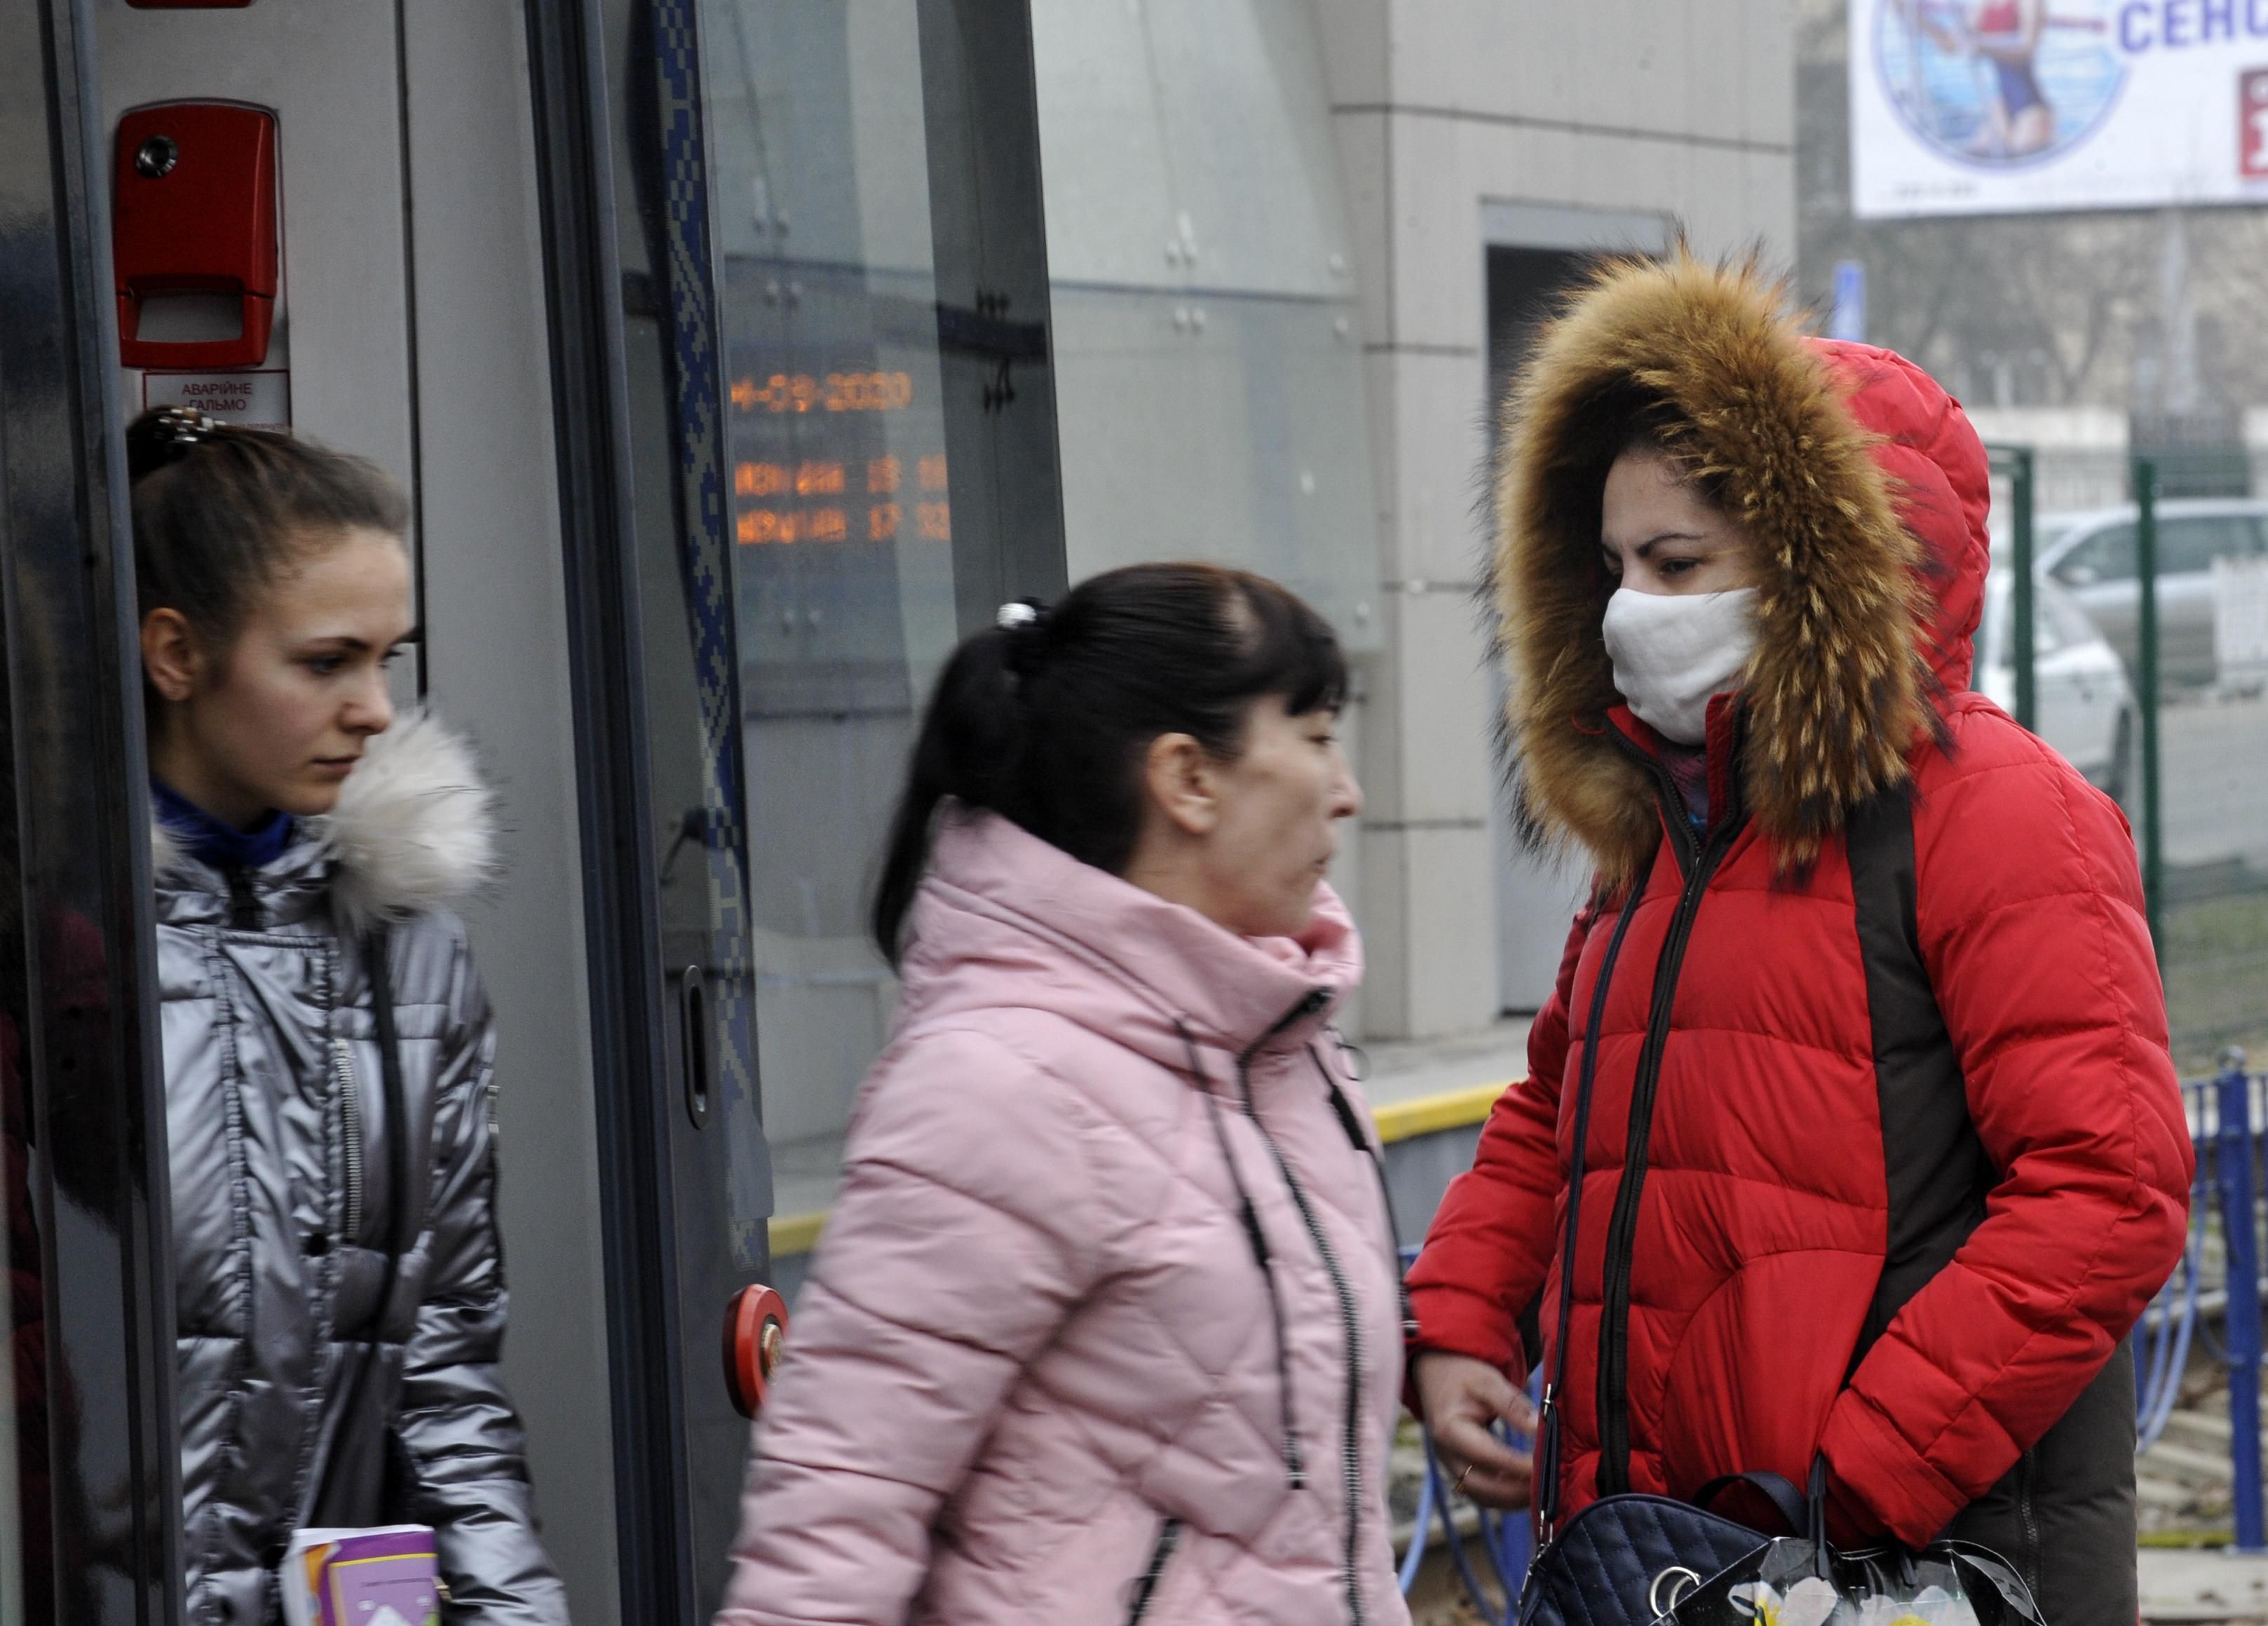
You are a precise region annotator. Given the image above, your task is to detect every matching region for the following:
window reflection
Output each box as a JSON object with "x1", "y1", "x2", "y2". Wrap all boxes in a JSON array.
[{"x1": 700, "y1": 0, "x2": 965, "y2": 1210}]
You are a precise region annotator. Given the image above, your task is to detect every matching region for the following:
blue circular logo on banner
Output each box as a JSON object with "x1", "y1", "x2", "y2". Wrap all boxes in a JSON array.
[{"x1": 1876, "y1": 0, "x2": 2126, "y2": 168}]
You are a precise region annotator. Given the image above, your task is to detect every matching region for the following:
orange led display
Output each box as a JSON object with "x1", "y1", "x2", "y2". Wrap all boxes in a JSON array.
[
  {"x1": 916, "y1": 501, "x2": 951, "y2": 541},
  {"x1": 867, "y1": 456, "x2": 901, "y2": 494},
  {"x1": 918, "y1": 454, "x2": 949, "y2": 491},
  {"x1": 794, "y1": 461, "x2": 846, "y2": 496},
  {"x1": 737, "y1": 506, "x2": 854, "y2": 545},
  {"x1": 735, "y1": 461, "x2": 789, "y2": 497},
  {"x1": 869, "y1": 502, "x2": 902, "y2": 541},
  {"x1": 729, "y1": 371, "x2": 915, "y2": 415}
]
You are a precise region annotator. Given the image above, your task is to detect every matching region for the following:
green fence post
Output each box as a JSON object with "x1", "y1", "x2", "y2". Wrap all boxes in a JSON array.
[
  {"x1": 2010, "y1": 447, "x2": 2037, "y2": 732},
  {"x1": 1984, "y1": 445, "x2": 2040, "y2": 731},
  {"x1": 2135, "y1": 458, "x2": 2164, "y2": 961}
]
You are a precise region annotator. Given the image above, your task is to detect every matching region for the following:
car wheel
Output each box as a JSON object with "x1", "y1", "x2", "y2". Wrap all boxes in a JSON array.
[{"x1": 2102, "y1": 709, "x2": 2135, "y2": 806}]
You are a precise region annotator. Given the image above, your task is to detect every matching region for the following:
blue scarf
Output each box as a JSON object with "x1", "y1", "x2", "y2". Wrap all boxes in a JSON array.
[{"x1": 151, "y1": 779, "x2": 296, "y2": 873}]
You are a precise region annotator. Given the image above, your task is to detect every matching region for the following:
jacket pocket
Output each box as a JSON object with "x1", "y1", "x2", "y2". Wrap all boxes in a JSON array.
[{"x1": 1123, "y1": 1516, "x2": 1183, "y2": 1626}]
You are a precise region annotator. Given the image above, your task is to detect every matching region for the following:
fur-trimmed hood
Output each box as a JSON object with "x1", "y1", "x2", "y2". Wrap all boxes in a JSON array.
[
  {"x1": 1494, "y1": 252, "x2": 1990, "y2": 886},
  {"x1": 151, "y1": 710, "x2": 498, "y2": 936}
]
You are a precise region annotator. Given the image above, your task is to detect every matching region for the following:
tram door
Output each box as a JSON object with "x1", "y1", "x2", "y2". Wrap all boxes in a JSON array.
[
  {"x1": 0, "y1": 0, "x2": 1064, "y2": 1619},
  {"x1": 538, "y1": 1, "x2": 1064, "y2": 1618}
]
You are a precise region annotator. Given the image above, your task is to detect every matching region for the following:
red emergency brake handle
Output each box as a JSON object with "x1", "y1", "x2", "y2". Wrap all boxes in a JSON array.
[{"x1": 114, "y1": 102, "x2": 278, "y2": 370}]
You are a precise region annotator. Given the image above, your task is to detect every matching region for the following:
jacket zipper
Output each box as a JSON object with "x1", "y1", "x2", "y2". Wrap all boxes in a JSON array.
[
  {"x1": 1594, "y1": 731, "x2": 1747, "y2": 1496},
  {"x1": 224, "y1": 865, "x2": 261, "y2": 930},
  {"x1": 1239, "y1": 988, "x2": 1367, "y2": 1626},
  {"x1": 2016, "y1": 1447, "x2": 2041, "y2": 1600},
  {"x1": 1123, "y1": 1516, "x2": 1183, "y2": 1625},
  {"x1": 333, "y1": 1038, "x2": 365, "y2": 1244}
]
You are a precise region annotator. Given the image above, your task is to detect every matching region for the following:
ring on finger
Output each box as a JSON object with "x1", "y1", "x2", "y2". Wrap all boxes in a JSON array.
[{"x1": 1454, "y1": 1463, "x2": 1472, "y2": 1493}]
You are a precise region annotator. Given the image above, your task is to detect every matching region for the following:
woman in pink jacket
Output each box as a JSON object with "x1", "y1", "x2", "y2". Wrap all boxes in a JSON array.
[{"x1": 717, "y1": 563, "x2": 1411, "y2": 1626}]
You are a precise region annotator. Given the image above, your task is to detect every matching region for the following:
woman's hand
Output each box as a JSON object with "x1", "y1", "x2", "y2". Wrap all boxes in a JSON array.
[{"x1": 1411, "y1": 1351, "x2": 1538, "y2": 1510}]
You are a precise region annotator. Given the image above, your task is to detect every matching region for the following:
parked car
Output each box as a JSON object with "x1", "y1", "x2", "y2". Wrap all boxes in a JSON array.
[
  {"x1": 1977, "y1": 570, "x2": 2136, "y2": 802},
  {"x1": 2036, "y1": 499, "x2": 2268, "y2": 687}
]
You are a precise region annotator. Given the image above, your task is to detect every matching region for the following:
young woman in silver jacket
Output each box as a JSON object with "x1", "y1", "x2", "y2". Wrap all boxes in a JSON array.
[{"x1": 129, "y1": 409, "x2": 566, "y2": 1625}]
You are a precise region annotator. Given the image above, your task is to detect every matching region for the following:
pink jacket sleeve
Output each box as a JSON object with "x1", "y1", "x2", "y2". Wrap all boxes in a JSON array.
[{"x1": 715, "y1": 1026, "x2": 1105, "y2": 1626}]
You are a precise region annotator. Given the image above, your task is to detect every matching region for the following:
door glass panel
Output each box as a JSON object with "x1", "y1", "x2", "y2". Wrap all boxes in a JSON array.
[
  {"x1": 703, "y1": 3, "x2": 954, "y2": 1207},
  {"x1": 698, "y1": 0, "x2": 1064, "y2": 1228},
  {"x1": 0, "y1": 0, "x2": 176, "y2": 1615}
]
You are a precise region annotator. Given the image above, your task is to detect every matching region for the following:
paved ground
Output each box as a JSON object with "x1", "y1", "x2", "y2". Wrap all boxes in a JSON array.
[{"x1": 2143, "y1": 1548, "x2": 2268, "y2": 1622}]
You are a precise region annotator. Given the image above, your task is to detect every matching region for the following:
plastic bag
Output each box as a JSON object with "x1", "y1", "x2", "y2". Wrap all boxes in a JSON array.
[{"x1": 1664, "y1": 1535, "x2": 2036, "y2": 1626}]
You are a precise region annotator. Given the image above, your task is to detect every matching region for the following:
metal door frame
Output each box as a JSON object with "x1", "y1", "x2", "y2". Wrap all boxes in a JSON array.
[
  {"x1": 0, "y1": 2, "x2": 182, "y2": 1622},
  {"x1": 522, "y1": 5, "x2": 695, "y2": 1623}
]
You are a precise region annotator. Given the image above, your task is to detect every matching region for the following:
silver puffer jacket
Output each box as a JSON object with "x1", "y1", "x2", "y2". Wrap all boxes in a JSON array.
[{"x1": 157, "y1": 714, "x2": 566, "y2": 1626}]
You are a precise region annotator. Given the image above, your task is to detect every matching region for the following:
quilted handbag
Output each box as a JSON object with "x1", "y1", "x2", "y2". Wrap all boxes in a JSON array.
[{"x1": 1515, "y1": 1491, "x2": 1773, "y2": 1626}]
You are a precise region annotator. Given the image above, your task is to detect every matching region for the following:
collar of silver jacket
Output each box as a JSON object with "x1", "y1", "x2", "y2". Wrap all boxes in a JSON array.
[{"x1": 149, "y1": 709, "x2": 498, "y2": 936}]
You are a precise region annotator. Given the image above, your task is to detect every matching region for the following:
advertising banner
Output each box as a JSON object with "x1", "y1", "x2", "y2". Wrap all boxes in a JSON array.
[{"x1": 1851, "y1": 0, "x2": 2268, "y2": 216}]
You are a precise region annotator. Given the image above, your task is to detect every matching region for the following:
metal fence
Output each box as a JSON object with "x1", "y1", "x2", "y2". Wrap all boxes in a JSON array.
[{"x1": 1988, "y1": 447, "x2": 2268, "y2": 1075}]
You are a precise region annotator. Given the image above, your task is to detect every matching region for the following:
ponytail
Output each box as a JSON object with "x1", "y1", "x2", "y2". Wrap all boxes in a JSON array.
[
  {"x1": 870, "y1": 563, "x2": 1347, "y2": 964},
  {"x1": 869, "y1": 625, "x2": 1031, "y2": 963}
]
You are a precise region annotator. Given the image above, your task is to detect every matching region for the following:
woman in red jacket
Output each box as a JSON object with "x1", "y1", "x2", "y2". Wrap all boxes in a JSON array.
[{"x1": 1406, "y1": 254, "x2": 2192, "y2": 1625}]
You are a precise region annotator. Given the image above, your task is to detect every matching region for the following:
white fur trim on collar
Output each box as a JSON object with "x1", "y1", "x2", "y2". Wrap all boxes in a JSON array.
[
  {"x1": 150, "y1": 710, "x2": 498, "y2": 933},
  {"x1": 320, "y1": 710, "x2": 498, "y2": 934}
]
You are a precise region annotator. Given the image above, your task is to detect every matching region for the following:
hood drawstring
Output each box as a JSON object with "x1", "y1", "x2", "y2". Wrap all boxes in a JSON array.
[
  {"x1": 1178, "y1": 1018, "x2": 1307, "y2": 1491},
  {"x1": 1312, "y1": 1039, "x2": 1418, "y2": 1342}
]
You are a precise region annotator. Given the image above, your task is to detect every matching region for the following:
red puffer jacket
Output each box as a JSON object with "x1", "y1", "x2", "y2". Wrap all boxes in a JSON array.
[{"x1": 1408, "y1": 257, "x2": 2192, "y2": 1625}]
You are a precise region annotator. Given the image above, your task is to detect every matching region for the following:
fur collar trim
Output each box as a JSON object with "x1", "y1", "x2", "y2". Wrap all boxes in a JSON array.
[
  {"x1": 151, "y1": 710, "x2": 497, "y2": 935},
  {"x1": 1494, "y1": 252, "x2": 1936, "y2": 889}
]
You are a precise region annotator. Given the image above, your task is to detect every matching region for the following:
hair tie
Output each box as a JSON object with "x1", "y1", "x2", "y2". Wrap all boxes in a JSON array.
[
  {"x1": 126, "y1": 406, "x2": 223, "y2": 483},
  {"x1": 996, "y1": 597, "x2": 1054, "y2": 677}
]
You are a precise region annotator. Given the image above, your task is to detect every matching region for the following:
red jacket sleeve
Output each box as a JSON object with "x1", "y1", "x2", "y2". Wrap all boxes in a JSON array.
[
  {"x1": 1819, "y1": 725, "x2": 2194, "y2": 1545},
  {"x1": 1405, "y1": 904, "x2": 1594, "y2": 1381}
]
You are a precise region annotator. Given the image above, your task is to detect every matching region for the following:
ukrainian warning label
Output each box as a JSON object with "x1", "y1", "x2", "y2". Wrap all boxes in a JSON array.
[{"x1": 142, "y1": 369, "x2": 290, "y2": 433}]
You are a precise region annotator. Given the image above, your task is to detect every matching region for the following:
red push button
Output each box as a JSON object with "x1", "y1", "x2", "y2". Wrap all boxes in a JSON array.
[{"x1": 724, "y1": 1285, "x2": 789, "y2": 1418}]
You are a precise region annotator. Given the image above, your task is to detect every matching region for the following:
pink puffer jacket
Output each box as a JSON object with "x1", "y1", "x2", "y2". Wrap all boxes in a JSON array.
[{"x1": 717, "y1": 810, "x2": 1410, "y2": 1626}]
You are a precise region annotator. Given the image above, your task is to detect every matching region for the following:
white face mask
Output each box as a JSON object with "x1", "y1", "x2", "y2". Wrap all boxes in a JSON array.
[{"x1": 1598, "y1": 588, "x2": 1759, "y2": 746}]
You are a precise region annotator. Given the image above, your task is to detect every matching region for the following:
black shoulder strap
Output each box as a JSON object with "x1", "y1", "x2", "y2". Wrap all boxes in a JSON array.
[
  {"x1": 1845, "y1": 787, "x2": 1992, "y2": 1371},
  {"x1": 1534, "y1": 852, "x2": 1656, "y2": 1540},
  {"x1": 304, "y1": 926, "x2": 413, "y2": 1525}
]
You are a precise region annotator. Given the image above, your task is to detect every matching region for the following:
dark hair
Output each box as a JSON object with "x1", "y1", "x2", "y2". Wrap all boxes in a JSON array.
[
  {"x1": 871, "y1": 562, "x2": 1348, "y2": 963},
  {"x1": 126, "y1": 407, "x2": 409, "y2": 649},
  {"x1": 1609, "y1": 394, "x2": 1732, "y2": 507}
]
